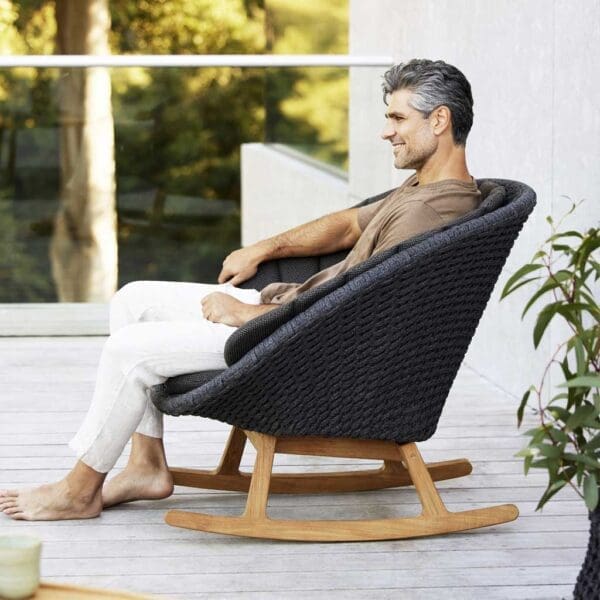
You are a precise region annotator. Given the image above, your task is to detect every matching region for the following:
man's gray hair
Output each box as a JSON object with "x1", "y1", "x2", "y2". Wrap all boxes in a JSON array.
[{"x1": 382, "y1": 59, "x2": 474, "y2": 146}]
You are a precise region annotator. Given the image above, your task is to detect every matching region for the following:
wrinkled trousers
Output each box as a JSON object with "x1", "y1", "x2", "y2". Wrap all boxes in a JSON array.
[{"x1": 68, "y1": 281, "x2": 261, "y2": 473}]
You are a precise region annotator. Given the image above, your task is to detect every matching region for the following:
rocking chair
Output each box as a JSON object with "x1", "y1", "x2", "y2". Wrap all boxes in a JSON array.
[{"x1": 150, "y1": 178, "x2": 536, "y2": 541}]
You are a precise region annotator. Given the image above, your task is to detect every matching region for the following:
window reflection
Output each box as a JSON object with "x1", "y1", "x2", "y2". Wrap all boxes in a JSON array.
[{"x1": 0, "y1": 0, "x2": 348, "y2": 302}]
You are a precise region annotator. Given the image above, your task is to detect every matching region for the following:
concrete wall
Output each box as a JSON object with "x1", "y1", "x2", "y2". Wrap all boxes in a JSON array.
[{"x1": 349, "y1": 0, "x2": 600, "y2": 398}]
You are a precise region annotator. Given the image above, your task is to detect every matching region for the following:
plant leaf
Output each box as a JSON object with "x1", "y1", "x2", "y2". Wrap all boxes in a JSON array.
[
  {"x1": 583, "y1": 473, "x2": 599, "y2": 511},
  {"x1": 577, "y1": 232, "x2": 600, "y2": 274},
  {"x1": 521, "y1": 279, "x2": 566, "y2": 318},
  {"x1": 574, "y1": 338, "x2": 586, "y2": 377},
  {"x1": 565, "y1": 405, "x2": 597, "y2": 430},
  {"x1": 536, "y1": 444, "x2": 562, "y2": 459},
  {"x1": 515, "y1": 447, "x2": 538, "y2": 458},
  {"x1": 501, "y1": 264, "x2": 545, "y2": 299},
  {"x1": 559, "y1": 375, "x2": 600, "y2": 388},
  {"x1": 533, "y1": 303, "x2": 562, "y2": 348},
  {"x1": 551, "y1": 244, "x2": 575, "y2": 253},
  {"x1": 548, "y1": 406, "x2": 571, "y2": 422},
  {"x1": 517, "y1": 387, "x2": 535, "y2": 426},
  {"x1": 546, "y1": 428, "x2": 570, "y2": 444},
  {"x1": 563, "y1": 452, "x2": 600, "y2": 469},
  {"x1": 504, "y1": 276, "x2": 544, "y2": 301},
  {"x1": 583, "y1": 433, "x2": 600, "y2": 451},
  {"x1": 535, "y1": 479, "x2": 568, "y2": 510},
  {"x1": 547, "y1": 231, "x2": 584, "y2": 242},
  {"x1": 557, "y1": 303, "x2": 600, "y2": 326},
  {"x1": 549, "y1": 392, "x2": 569, "y2": 404}
]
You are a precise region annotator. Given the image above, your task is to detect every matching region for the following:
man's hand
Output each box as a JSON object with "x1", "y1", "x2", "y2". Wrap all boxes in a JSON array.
[
  {"x1": 201, "y1": 292, "x2": 247, "y2": 327},
  {"x1": 201, "y1": 292, "x2": 278, "y2": 327},
  {"x1": 218, "y1": 244, "x2": 269, "y2": 286}
]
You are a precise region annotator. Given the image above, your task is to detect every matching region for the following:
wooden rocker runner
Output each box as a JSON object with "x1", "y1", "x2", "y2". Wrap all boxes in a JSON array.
[
  {"x1": 165, "y1": 427, "x2": 518, "y2": 541},
  {"x1": 150, "y1": 179, "x2": 536, "y2": 542}
]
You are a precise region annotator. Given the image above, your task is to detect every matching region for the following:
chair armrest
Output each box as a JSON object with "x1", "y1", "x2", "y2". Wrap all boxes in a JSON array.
[{"x1": 236, "y1": 251, "x2": 349, "y2": 292}]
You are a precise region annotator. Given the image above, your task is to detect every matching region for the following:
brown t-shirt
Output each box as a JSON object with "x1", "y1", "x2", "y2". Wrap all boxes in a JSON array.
[{"x1": 260, "y1": 173, "x2": 481, "y2": 305}]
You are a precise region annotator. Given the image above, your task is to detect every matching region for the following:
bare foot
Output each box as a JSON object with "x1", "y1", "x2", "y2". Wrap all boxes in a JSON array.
[
  {"x1": 102, "y1": 463, "x2": 174, "y2": 508},
  {"x1": 0, "y1": 480, "x2": 102, "y2": 521}
]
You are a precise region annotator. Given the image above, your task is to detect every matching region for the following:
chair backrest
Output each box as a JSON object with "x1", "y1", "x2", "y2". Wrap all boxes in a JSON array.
[
  {"x1": 152, "y1": 179, "x2": 536, "y2": 444},
  {"x1": 228, "y1": 178, "x2": 510, "y2": 365}
]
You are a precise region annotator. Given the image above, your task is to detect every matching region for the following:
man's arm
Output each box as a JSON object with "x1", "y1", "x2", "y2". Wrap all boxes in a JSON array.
[{"x1": 218, "y1": 207, "x2": 363, "y2": 285}]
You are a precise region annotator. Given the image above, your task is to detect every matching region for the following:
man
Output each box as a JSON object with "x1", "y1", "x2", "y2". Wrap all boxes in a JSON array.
[{"x1": 0, "y1": 59, "x2": 481, "y2": 521}]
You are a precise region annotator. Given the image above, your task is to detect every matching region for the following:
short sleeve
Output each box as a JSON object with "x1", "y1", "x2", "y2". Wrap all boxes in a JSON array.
[{"x1": 357, "y1": 199, "x2": 385, "y2": 231}]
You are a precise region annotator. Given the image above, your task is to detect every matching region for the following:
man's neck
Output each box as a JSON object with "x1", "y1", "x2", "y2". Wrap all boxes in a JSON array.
[{"x1": 415, "y1": 149, "x2": 471, "y2": 185}]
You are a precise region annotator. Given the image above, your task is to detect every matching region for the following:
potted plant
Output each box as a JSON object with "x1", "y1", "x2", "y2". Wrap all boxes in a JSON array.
[{"x1": 501, "y1": 200, "x2": 599, "y2": 599}]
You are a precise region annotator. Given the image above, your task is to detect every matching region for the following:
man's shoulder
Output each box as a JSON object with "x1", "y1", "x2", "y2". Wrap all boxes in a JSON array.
[
  {"x1": 383, "y1": 197, "x2": 444, "y2": 223},
  {"x1": 392, "y1": 180, "x2": 482, "y2": 224}
]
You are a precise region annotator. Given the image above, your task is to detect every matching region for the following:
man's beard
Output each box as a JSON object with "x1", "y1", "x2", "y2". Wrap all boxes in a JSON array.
[
  {"x1": 394, "y1": 142, "x2": 435, "y2": 171},
  {"x1": 395, "y1": 152, "x2": 426, "y2": 170}
]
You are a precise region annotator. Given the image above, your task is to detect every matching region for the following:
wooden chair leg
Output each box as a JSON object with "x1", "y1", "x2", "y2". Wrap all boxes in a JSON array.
[
  {"x1": 396, "y1": 443, "x2": 448, "y2": 517},
  {"x1": 216, "y1": 426, "x2": 247, "y2": 475},
  {"x1": 165, "y1": 432, "x2": 519, "y2": 542},
  {"x1": 242, "y1": 433, "x2": 276, "y2": 520},
  {"x1": 169, "y1": 427, "x2": 250, "y2": 492}
]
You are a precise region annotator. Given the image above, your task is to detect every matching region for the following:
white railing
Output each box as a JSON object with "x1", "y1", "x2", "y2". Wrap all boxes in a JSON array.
[{"x1": 0, "y1": 54, "x2": 393, "y2": 68}]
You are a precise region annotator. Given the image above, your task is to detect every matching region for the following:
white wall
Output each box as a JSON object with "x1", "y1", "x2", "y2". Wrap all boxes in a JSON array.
[
  {"x1": 241, "y1": 144, "x2": 350, "y2": 246},
  {"x1": 349, "y1": 0, "x2": 600, "y2": 398}
]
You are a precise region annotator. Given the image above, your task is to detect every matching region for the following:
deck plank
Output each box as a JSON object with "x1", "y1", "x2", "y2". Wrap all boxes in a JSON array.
[{"x1": 0, "y1": 313, "x2": 589, "y2": 599}]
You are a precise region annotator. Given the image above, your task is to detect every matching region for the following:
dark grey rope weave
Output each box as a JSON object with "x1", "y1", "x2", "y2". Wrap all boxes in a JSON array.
[
  {"x1": 574, "y1": 504, "x2": 600, "y2": 599},
  {"x1": 151, "y1": 179, "x2": 536, "y2": 444}
]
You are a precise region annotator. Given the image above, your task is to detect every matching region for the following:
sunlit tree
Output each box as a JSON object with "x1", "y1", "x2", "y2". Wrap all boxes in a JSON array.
[{"x1": 51, "y1": 0, "x2": 117, "y2": 302}]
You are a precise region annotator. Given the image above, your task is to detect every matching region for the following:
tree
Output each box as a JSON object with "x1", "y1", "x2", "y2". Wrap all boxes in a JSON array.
[{"x1": 50, "y1": 0, "x2": 117, "y2": 301}]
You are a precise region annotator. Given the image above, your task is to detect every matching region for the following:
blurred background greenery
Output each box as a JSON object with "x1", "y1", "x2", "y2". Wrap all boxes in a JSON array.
[{"x1": 0, "y1": 0, "x2": 348, "y2": 301}]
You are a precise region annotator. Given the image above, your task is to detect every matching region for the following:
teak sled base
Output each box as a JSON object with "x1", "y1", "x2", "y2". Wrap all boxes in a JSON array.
[{"x1": 165, "y1": 427, "x2": 519, "y2": 542}]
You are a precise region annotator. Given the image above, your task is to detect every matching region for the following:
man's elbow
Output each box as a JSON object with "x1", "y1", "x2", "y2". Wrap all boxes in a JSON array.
[{"x1": 342, "y1": 208, "x2": 362, "y2": 249}]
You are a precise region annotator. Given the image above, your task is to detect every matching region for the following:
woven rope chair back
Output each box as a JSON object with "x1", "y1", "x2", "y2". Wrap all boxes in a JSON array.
[{"x1": 152, "y1": 179, "x2": 536, "y2": 445}]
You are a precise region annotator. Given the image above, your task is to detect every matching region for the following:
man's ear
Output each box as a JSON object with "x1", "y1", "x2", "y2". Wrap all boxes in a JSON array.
[{"x1": 431, "y1": 105, "x2": 451, "y2": 137}]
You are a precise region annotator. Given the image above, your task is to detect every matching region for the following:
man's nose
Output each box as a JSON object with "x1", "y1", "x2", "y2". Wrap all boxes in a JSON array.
[{"x1": 381, "y1": 120, "x2": 394, "y2": 140}]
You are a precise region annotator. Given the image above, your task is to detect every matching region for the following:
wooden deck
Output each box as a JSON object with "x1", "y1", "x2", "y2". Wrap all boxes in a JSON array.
[{"x1": 0, "y1": 305, "x2": 589, "y2": 599}]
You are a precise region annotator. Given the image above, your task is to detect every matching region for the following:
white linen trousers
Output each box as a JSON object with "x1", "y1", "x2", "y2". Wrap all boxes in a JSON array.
[{"x1": 68, "y1": 280, "x2": 261, "y2": 473}]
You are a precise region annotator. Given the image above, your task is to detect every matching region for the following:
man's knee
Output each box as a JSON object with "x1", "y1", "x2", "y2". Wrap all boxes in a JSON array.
[
  {"x1": 103, "y1": 324, "x2": 150, "y2": 371},
  {"x1": 112, "y1": 281, "x2": 148, "y2": 304},
  {"x1": 110, "y1": 281, "x2": 156, "y2": 320}
]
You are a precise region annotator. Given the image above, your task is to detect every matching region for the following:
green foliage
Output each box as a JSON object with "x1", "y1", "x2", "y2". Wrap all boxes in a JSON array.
[
  {"x1": 264, "y1": 0, "x2": 348, "y2": 168},
  {"x1": 108, "y1": 0, "x2": 268, "y2": 201},
  {"x1": 501, "y1": 200, "x2": 600, "y2": 511},
  {"x1": 0, "y1": 199, "x2": 55, "y2": 300},
  {"x1": 0, "y1": 0, "x2": 349, "y2": 299}
]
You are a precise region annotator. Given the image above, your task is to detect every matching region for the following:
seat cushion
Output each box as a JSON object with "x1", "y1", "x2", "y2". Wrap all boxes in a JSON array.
[{"x1": 151, "y1": 369, "x2": 226, "y2": 398}]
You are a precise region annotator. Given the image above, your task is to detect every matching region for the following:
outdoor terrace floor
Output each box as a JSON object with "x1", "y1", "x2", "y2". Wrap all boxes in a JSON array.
[{"x1": 0, "y1": 304, "x2": 590, "y2": 599}]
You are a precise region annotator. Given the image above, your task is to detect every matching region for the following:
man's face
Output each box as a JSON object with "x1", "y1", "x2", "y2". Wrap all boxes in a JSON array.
[{"x1": 381, "y1": 89, "x2": 438, "y2": 170}]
